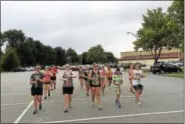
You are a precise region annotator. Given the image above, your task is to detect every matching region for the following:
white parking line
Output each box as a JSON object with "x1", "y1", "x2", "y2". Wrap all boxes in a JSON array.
[
  {"x1": 14, "y1": 100, "x2": 33, "y2": 123},
  {"x1": 42, "y1": 110, "x2": 184, "y2": 123},
  {"x1": 1, "y1": 96, "x2": 133, "y2": 107}
]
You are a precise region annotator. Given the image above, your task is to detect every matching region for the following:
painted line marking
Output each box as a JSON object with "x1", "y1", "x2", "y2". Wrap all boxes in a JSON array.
[
  {"x1": 1, "y1": 93, "x2": 182, "y2": 107},
  {"x1": 14, "y1": 100, "x2": 33, "y2": 123},
  {"x1": 42, "y1": 110, "x2": 184, "y2": 123}
]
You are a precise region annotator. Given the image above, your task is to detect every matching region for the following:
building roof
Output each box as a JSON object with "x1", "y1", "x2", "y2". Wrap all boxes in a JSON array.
[{"x1": 118, "y1": 52, "x2": 184, "y2": 61}]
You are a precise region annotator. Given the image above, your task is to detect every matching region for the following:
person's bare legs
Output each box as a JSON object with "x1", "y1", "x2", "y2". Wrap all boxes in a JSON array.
[
  {"x1": 95, "y1": 87, "x2": 102, "y2": 110},
  {"x1": 91, "y1": 87, "x2": 96, "y2": 107},
  {"x1": 69, "y1": 94, "x2": 72, "y2": 108},
  {"x1": 44, "y1": 84, "x2": 48, "y2": 99},
  {"x1": 101, "y1": 81, "x2": 105, "y2": 95},
  {"x1": 85, "y1": 81, "x2": 90, "y2": 96},
  {"x1": 79, "y1": 79, "x2": 84, "y2": 90},
  {"x1": 64, "y1": 94, "x2": 69, "y2": 112},
  {"x1": 33, "y1": 95, "x2": 38, "y2": 111}
]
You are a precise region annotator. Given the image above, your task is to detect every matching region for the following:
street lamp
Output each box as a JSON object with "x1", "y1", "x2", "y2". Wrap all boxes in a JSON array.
[{"x1": 126, "y1": 32, "x2": 140, "y2": 62}]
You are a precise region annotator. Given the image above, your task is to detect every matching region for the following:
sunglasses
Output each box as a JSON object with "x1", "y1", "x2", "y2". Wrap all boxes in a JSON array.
[{"x1": 36, "y1": 67, "x2": 40, "y2": 70}]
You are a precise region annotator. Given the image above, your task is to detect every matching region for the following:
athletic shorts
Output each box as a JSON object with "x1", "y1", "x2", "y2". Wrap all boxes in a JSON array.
[
  {"x1": 31, "y1": 87, "x2": 43, "y2": 96},
  {"x1": 108, "y1": 77, "x2": 112, "y2": 80},
  {"x1": 79, "y1": 76, "x2": 84, "y2": 79},
  {"x1": 133, "y1": 84, "x2": 143, "y2": 91},
  {"x1": 51, "y1": 76, "x2": 56, "y2": 81},
  {"x1": 89, "y1": 83, "x2": 101, "y2": 87},
  {"x1": 115, "y1": 87, "x2": 121, "y2": 95},
  {"x1": 63, "y1": 87, "x2": 74, "y2": 95}
]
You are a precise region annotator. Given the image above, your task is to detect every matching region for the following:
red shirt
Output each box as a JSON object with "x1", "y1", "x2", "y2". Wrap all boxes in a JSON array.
[{"x1": 43, "y1": 71, "x2": 52, "y2": 82}]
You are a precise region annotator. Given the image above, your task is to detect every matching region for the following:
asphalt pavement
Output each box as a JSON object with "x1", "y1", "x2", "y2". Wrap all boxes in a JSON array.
[{"x1": 1, "y1": 70, "x2": 184, "y2": 123}]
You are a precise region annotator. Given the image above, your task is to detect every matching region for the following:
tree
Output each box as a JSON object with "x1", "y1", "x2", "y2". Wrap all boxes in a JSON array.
[
  {"x1": 3, "y1": 29, "x2": 25, "y2": 48},
  {"x1": 66, "y1": 48, "x2": 79, "y2": 64},
  {"x1": 103, "y1": 52, "x2": 116, "y2": 63},
  {"x1": 168, "y1": 0, "x2": 184, "y2": 52},
  {"x1": 133, "y1": 8, "x2": 181, "y2": 64},
  {"x1": 1, "y1": 47, "x2": 20, "y2": 71},
  {"x1": 55, "y1": 47, "x2": 66, "y2": 66},
  {"x1": 87, "y1": 45, "x2": 104, "y2": 63},
  {"x1": 81, "y1": 52, "x2": 89, "y2": 64}
]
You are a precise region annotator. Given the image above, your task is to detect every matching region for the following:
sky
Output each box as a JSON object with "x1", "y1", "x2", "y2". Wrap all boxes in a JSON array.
[{"x1": 1, "y1": 1, "x2": 173, "y2": 58}]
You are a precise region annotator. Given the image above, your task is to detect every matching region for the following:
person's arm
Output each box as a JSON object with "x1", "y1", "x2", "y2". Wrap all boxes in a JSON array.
[
  {"x1": 70, "y1": 71, "x2": 77, "y2": 78},
  {"x1": 88, "y1": 70, "x2": 94, "y2": 80},
  {"x1": 30, "y1": 74, "x2": 36, "y2": 84},
  {"x1": 141, "y1": 70, "x2": 145, "y2": 78}
]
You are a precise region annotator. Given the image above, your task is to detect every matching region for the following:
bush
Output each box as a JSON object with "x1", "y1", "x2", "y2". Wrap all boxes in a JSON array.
[{"x1": 1, "y1": 48, "x2": 20, "y2": 71}]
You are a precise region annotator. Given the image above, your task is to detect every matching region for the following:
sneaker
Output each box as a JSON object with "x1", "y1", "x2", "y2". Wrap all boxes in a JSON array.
[
  {"x1": 33, "y1": 109, "x2": 38, "y2": 114},
  {"x1": 39, "y1": 104, "x2": 42, "y2": 110},
  {"x1": 48, "y1": 92, "x2": 51, "y2": 97},
  {"x1": 69, "y1": 104, "x2": 72, "y2": 108},
  {"x1": 64, "y1": 109, "x2": 68, "y2": 113},
  {"x1": 117, "y1": 102, "x2": 121, "y2": 108},
  {"x1": 44, "y1": 96, "x2": 47, "y2": 99},
  {"x1": 109, "y1": 86, "x2": 111, "y2": 90},
  {"x1": 101, "y1": 93, "x2": 105, "y2": 96},
  {"x1": 86, "y1": 93, "x2": 89, "y2": 97},
  {"x1": 91, "y1": 103, "x2": 94, "y2": 108},
  {"x1": 137, "y1": 102, "x2": 142, "y2": 106},
  {"x1": 98, "y1": 105, "x2": 102, "y2": 110}
]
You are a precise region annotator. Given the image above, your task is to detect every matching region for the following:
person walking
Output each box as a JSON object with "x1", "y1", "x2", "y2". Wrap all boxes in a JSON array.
[
  {"x1": 89, "y1": 63, "x2": 102, "y2": 110},
  {"x1": 61, "y1": 64, "x2": 76, "y2": 113},
  {"x1": 43, "y1": 66, "x2": 53, "y2": 99},
  {"x1": 131, "y1": 63, "x2": 145, "y2": 106},
  {"x1": 30, "y1": 64, "x2": 44, "y2": 114},
  {"x1": 129, "y1": 63, "x2": 135, "y2": 94},
  {"x1": 113, "y1": 68, "x2": 123, "y2": 108}
]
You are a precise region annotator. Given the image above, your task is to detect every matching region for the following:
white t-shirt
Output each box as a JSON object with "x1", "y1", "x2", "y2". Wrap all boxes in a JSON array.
[{"x1": 132, "y1": 69, "x2": 142, "y2": 86}]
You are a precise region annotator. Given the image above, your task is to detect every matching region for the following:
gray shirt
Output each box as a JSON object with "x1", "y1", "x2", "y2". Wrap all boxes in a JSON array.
[{"x1": 30, "y1": 72, "x2": 44, "y2": 88}]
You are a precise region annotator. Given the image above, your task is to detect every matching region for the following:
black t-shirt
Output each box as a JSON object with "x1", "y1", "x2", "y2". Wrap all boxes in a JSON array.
[{"x1": 30, "y1": 72, "x2": 44, "y2": 88}]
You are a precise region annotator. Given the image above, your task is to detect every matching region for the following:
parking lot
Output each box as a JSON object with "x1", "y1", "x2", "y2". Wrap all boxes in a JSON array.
[{"x1": 1, "y1": 70, "x2": 184, "y2": 123}]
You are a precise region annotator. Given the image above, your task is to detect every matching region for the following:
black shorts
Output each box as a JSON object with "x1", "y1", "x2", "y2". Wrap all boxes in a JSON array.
[
  {"x1": 31, "y1": 87, "x2": 43, "y2": 96},
  {"x1": 51, "y1": 76, "x2": 56, "y2": 81},
  {"x1": 133, "y1": 84, "x2": 143, "y2": 91},
  {"x1": 63, "y1": 87, "x2": 74, "y2": 95},
  {"x1": 89, "y1": 82, "x2": 101, "y2": 87},
  {"x1": 108, "y1": 77, "x2": 112, "y2": 80}
]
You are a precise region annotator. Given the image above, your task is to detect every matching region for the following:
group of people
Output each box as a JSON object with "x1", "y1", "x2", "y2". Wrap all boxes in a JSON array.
[{"x1": 29, "y1": 62, "x2": 145, "y2": 114}]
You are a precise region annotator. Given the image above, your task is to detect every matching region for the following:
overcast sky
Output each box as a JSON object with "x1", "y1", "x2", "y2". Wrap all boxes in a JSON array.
[{"x1": 1, "y1": 1, "x2": 172, "y2": 58}]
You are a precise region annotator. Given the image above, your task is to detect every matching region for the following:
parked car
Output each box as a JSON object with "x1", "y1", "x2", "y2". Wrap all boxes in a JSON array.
[
  {"x1": 70, "y1": 66, "x2": 79, "y2": 71},
  {"x1": 13, "y1": 67, "x2": 26, "y2": 72},
  {"x1": 171, "y1": 62, "x2": 184, "y2": 67},
  {"x1": 151, "y1": 62, "x2": 182, "y2": 74}
]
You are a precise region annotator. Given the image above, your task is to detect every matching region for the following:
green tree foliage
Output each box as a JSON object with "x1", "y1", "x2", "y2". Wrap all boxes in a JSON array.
[
  {"x1": 103, "y1": 52, "x2": 116, "y2": 63},
  {"x1": 168, "y1": 0, "x2": 184, "y2": 52},
  {"x1": 1, "y1": 47, "x2": 20, "y2": 71},
  {"x1": 55, "y1": 47, "x2": 66, "y2": 66},
  {"x1": 133, "y1": 8, "x2": 181, "y2": 63},
  {"x1": 3, "y1": 29, "x2": 25, "y2": 48},
  {"x1": 87, "y1": 45, "x2": 105, "y2": 63},
  {"x1": 66, "y1": 48, "x2": 79, "y2": 64}
]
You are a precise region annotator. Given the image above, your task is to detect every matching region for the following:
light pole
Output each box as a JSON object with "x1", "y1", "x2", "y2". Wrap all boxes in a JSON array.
[{"x1": 126, "y1": 32, "x2": 140, "y2": 62}]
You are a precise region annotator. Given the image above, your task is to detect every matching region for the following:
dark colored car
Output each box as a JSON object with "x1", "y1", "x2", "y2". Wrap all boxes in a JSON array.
[
  {"x1": 13, "y1": 67, "x2": 26, "y2": 72},
  {"x1": 151, "y1": 62, "x2": 182, "y2": 74}
]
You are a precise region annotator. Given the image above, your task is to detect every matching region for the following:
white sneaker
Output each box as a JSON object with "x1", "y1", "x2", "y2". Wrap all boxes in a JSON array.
[
  {"x1": 91, "y1": 103, "x2": 94, "y2": 108},
  {"x1": 137, "y1": 102, "x2": 142, "y2": 106}
]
